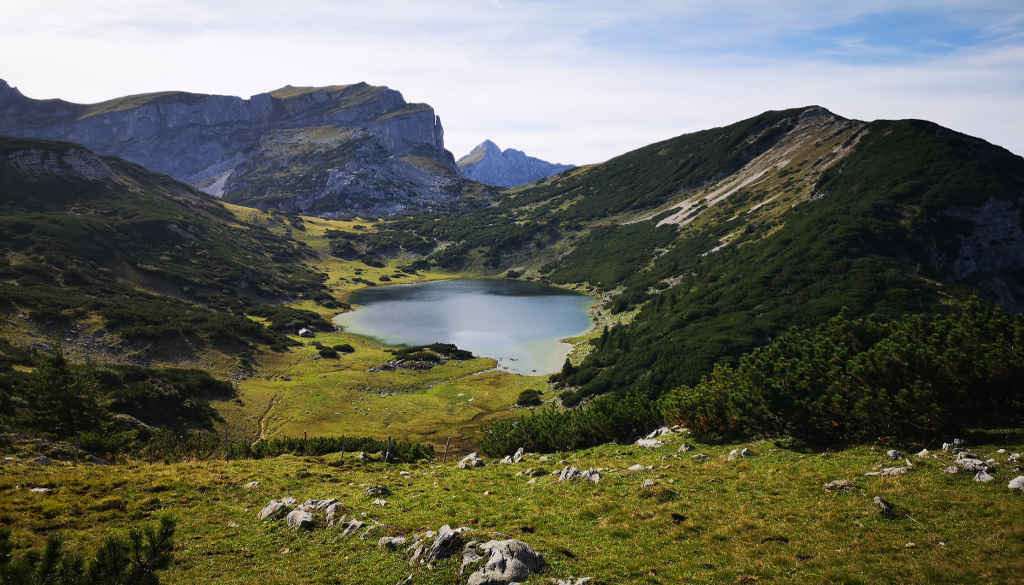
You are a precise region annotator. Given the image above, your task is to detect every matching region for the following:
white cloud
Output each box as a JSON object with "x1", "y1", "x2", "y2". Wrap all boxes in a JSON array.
[{"x1": 1, "y1": 1, "x2": 1022, "y2": 163}]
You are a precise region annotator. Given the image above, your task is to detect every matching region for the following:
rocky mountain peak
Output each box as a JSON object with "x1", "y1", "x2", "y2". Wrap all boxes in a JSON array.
[
  {"x1": 457, "y1": 140, "x2": 574, "y2": 188},
  {"x1": 0, "y1": 79, "x2": 24, "y2": 104}
]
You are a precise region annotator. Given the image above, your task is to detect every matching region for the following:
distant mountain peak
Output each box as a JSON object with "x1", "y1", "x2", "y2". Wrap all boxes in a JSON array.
[{"x1": 457, "y1": 140, "x2": 574, "y2": 188}]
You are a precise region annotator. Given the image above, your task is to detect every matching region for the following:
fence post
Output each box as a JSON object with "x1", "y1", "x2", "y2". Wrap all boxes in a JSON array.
[
  {"x1": 384, "y1": 436, "x2": 391, "y2": 463},
  {"x1": 442, "y1": 436, "x2": 451, "y2": 463},
  {"x1": 303, "y1": 431, "x2": 308, "y2": 455}
]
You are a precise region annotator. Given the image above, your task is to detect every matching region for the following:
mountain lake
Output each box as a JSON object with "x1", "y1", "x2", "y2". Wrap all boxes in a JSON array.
[{"x1": 332, "y1": 278, "x2": 594, "y2": 375}]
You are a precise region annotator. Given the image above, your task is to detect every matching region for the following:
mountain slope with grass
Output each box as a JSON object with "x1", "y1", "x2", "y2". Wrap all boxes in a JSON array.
[
  {"x1": 0, "y1": 136, "x2": 334, "y2": 361},
  {"x1": 0, "y1": 79, "x2": 485, "y2": 216}
]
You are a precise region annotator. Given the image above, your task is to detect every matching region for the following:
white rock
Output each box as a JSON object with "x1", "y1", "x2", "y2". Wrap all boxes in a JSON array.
[
  {"x1": 259, "y1": 500, "x2": 288, "y2": 520},
  {"x1": 974, "y1": 471, "x2": 995, "y2": 483},
  {"x1": 244, "y1": 481, "x2": 260, "y2": 489},
  {"x1": 1008, "y1": 476, "x2": 1024, "y2": 492},
  {"x1": 285, "y1": 509, "x2": 315, "y2": 530},
  {"x1": 642, "y1": 479, "x2": 655, "y2": 488},
  {"x1": 645, "y1": 426, "x2": 673, "y2": 439},
  {"x1": 379, "y1": 536, "x2": 407, "y2": 550},
  {"x1": 458, "y1": 452, "x2": 486, "y2": 469},
  {"x1": 635, "y1": 439, "x2": 664, "y2": 448},
  {"x1": 465, "y1": 539, "x2": 546, "y2": 585},
  {"x1": 326, "y1": 503, "x2": 343, "y2": 526},
  {"x1": 340, "y1": 518, "x2": 365, "y2": 537}
]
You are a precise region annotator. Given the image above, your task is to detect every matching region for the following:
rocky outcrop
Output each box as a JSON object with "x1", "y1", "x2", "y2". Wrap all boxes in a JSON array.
[
  {"x1": 930, "y1": 198, "x2": 1024, "y2": 311},
  {"x1": 457, "y1": 139, "x2": 573, "y2": 187},
  {"x1": 0, "y1": 79, "x2": 470, "y2": 216}
]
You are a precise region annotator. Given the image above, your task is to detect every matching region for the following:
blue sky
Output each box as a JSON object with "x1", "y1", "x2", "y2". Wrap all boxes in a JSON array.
[{"x1": 2, "y1": 1, "x2": 1023, "y2": 162}]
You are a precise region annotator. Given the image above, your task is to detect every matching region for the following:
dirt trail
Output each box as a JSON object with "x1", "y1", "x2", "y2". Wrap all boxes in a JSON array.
[{"x1": 256, "y1": 394, "x2": 280, "y2": 440}]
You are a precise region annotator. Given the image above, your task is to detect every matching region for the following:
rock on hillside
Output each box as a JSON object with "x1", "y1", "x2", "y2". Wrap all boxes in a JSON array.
[
  {"x1": 457, "y1": 139, "x2": 573, "y2": 187},
  {"x1": 0, "y1": 79, "x2": 474, "y2": 217}
]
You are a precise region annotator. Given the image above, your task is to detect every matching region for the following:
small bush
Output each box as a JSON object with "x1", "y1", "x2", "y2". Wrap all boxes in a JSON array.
[
  {"x1": 516, "y1": 389, "x2": 543, "y2": 407},
  {"x1": 334, "y1": 344, "x2": 355, "y2": 353}
]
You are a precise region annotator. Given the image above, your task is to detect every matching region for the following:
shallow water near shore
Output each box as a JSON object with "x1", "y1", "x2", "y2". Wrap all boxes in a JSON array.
[{"x1": 333, "y1": 278, "x2": 594, "y2": 375}]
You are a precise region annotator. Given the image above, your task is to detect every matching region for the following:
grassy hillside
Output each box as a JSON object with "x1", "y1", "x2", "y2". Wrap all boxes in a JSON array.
[
  {"x1": 0, "y1": 137, "x2": 339, "y2": 361},
  {"x1": 2, "y1": 430, "x2": 1022, "y2": 584}
]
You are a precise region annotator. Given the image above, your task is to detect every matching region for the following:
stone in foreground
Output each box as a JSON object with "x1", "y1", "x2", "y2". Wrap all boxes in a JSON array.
[
  {"x1": 464, "y1": 539, "x2": 546, "y2": 585},
  {"x1": 259, "y1": 500, "x2": 288, "y2": 520},
  {"x1": 285, "y1": 509, "x2": 315, "y2": 530}
]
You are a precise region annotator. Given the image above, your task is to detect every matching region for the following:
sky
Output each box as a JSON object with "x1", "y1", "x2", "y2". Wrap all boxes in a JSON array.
[{"x1": 2, "y1": 1, "x2": 1023, "y2": 164}]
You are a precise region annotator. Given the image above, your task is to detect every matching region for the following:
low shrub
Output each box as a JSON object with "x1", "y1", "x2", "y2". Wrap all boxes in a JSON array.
[
  {"x1": 479, "y1": 392, "x2": 662, "y2": 456},
  {"x1": 516, "y1": 389, "x2": 543, "y2": 407},
  {"x1": 659, "y1": 298, "x2": 1024, "y2": 445},
  {"x1": 0, "y1": 515, "x2": 175, "y2": 585}
]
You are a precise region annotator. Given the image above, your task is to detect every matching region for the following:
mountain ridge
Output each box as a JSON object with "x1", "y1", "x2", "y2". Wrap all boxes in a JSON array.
[{"x1": 0, "y1": 79, "x2": 482, "y2": 216}]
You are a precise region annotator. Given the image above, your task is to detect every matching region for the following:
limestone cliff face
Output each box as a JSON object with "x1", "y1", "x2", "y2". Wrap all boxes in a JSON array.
[
  {"x1": 457, "y1": 139, "x2": 573, "y2": 187},
  {"x1": 0, "y1": 79, "x2": 463, "y2": 216}
]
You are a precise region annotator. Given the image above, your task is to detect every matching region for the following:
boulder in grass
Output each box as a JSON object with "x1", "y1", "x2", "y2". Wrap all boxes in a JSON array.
[
  {"x1": 975, "y1": 471, "x2": 995, "y2": 483},
  {"x1": 379, "y1": 536, "x2": 407, "y2": 550},
  {"x1": 325, "y1": 502, "x2": 344, "y2": 527},
  {"x1": 635, "y1": 438, "x2": 664, "y2": 449},
  {"x1": 298, "y1": 328, "x2": 314, "y2": 338},
  {"x1": 728, "y1": 448, "x2": 755, "y2": 460},
  {"x1": 244, "y1": 481, "x2": 260, "y2": 489},
  {"x1": 458, "y1": 452, "x2": 486, "y2": 469},
  {"x1": 1008, "y1": 476, "x2": 1024, "y2": 492},
  {"x1": 465, "y1": 539, "x2": 546, "y2": 585},
  {"x1": 365, "y1": 485, "x2": 391, "y2": 498},
  {"x1": 286, "y1": 509, "x2": 315, "y2": 530},
  {"x1": 873, "y1": 496, "x2": 895, "y2": 516},
  {"x1": 425, "y1": 524, "x2": 464, "y2": 564},
  {"x1": 259, "y1": 500, "x2": 288, "y2": 520},
  {"x1": 823, "y1": 480, "x2": 857, "y2": 493},
  {"x1": 340, "y1": 518, "x2": 365, "y2": 537},
  {"x1": 645, "y1": 426, "x2": 673, "y2": 440}
]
